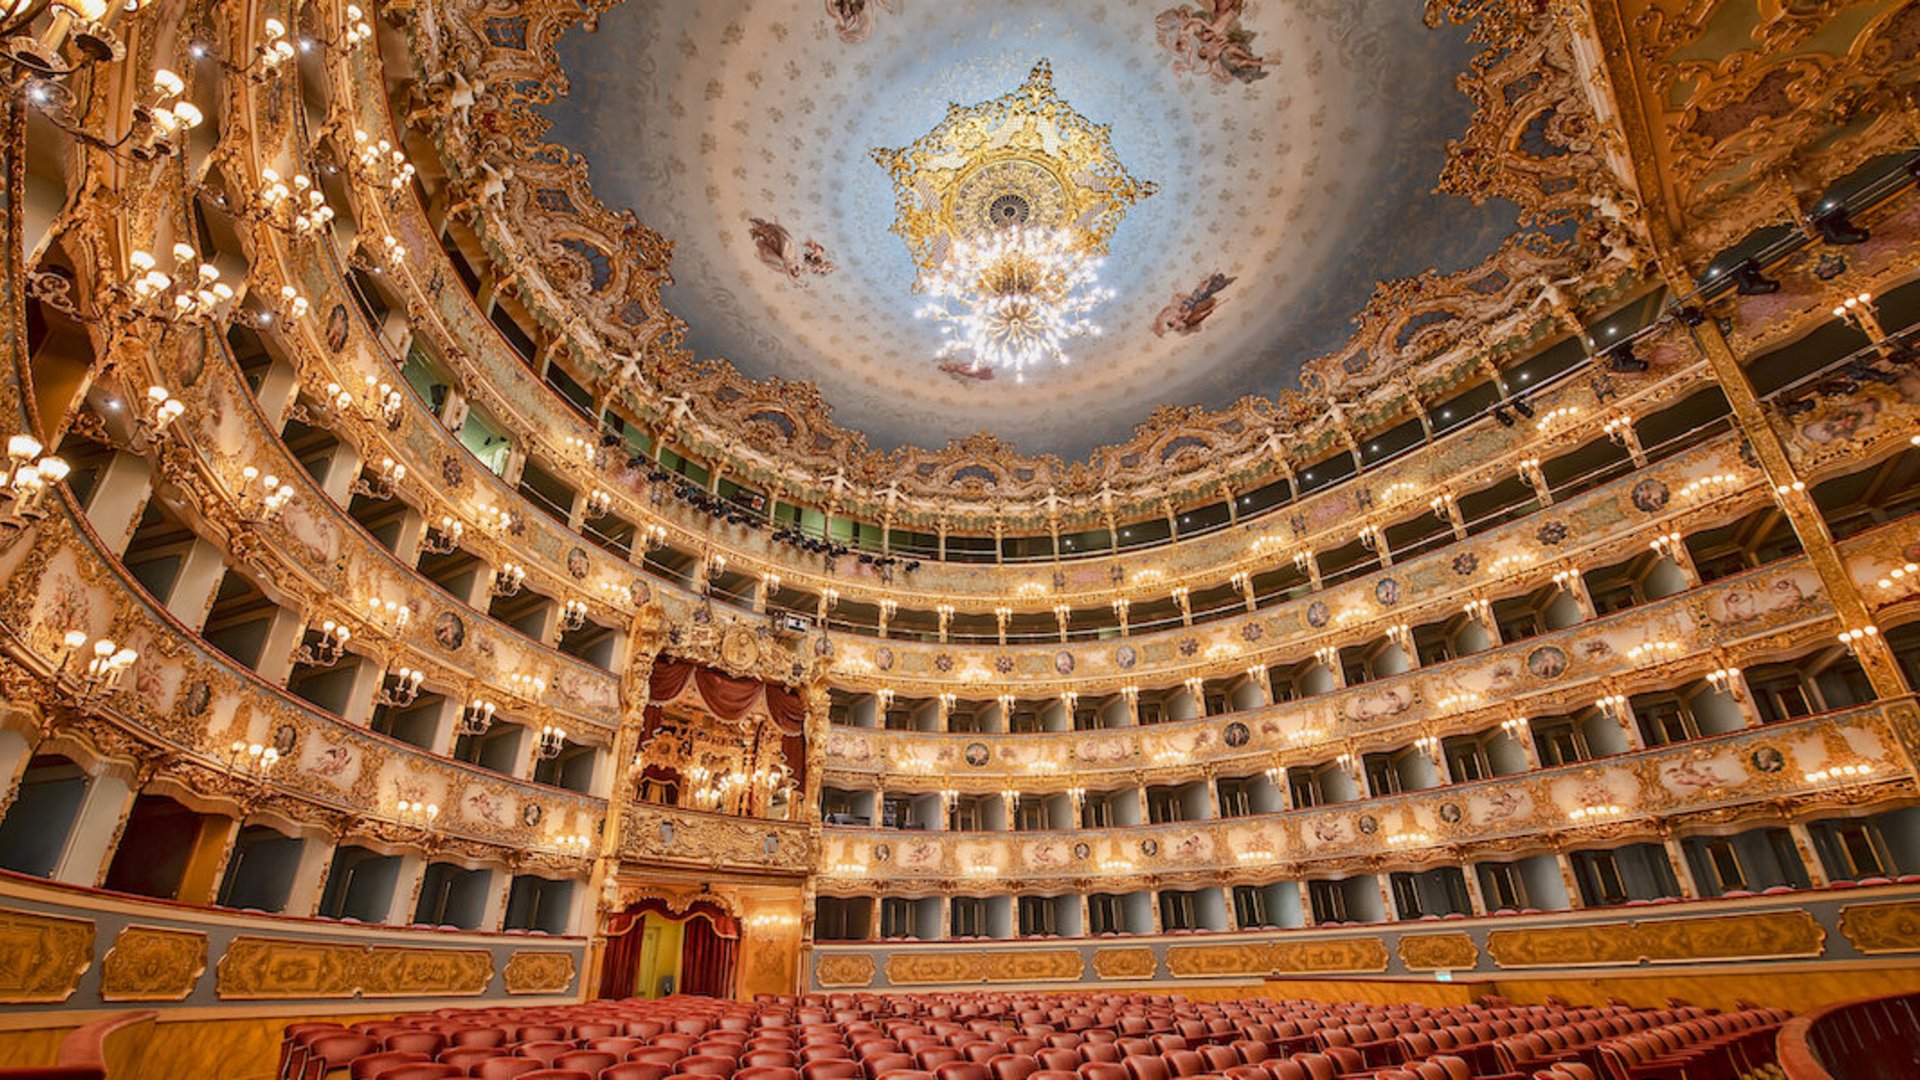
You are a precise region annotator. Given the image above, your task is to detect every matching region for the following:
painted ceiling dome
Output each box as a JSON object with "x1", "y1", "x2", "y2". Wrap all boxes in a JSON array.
[{"x1": 525, "y1": 0, "x2": 1551, "y2": 458}]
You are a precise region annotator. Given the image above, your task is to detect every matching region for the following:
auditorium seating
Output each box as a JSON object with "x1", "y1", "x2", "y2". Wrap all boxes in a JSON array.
[{"x1": 276, "y1": 993, "x2": 1790, "y2": 1080}]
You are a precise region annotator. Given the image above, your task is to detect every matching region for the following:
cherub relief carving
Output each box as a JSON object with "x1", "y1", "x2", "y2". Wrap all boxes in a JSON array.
[
  {"x1": 1152, "y1": 272, "x2": 1236, "y2": 337},
  {"x1": 826, "y1": 0, "x2": 895, "y2": 44},
  {"x1": 1154, "y1": 0, "x2": 1270, "y2": 86},
  {"x1": 748, "y1": 218, "x2": 837, "y2": 283}
]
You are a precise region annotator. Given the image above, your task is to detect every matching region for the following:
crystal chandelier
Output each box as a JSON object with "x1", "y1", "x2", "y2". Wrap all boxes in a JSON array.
[{"x1": 916, "y1": 226, "x2": 1114, "y2": 383}]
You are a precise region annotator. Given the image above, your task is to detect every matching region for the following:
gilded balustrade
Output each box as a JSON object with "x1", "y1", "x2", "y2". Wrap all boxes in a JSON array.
[
  {"x1": 616, "y1": 802, "x2": 819, "y2": 877},
  {"x1": 0, "y1": 501, "x2": 604, "y2": 865},
  {"x1": 823, "y1": 432, "x2": 1768, "y2": 696},
  {"x1": 814, "y1": 701, "x2": 1919, "y2": 895}
]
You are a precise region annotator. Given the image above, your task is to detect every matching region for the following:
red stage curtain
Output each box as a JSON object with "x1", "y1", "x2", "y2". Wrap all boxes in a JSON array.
[
  {"x1": 693, "y1": 666, "x2": 765, "y2": 722},
  {"x1": 598, "y1": 898, "x2": 740, "y2": 1000},
  {"x1": 648, "y1": 660, "x2": 696, "y2": 707},
  {"x1": 681, "y1": 913, "x2": 739, "y2": 998}
]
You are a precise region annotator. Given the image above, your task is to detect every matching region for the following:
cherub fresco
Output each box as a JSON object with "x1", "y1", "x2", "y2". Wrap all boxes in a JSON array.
[
  {"x1": 826, "y1": 0, "x2": 894, "y2": 44},
  {"x1": 939, "y1": 359, "x2": 995, "y2": 383},
  {"x1": 1154, "y1": 1, "x2": 1270, "y2": 86},
  {"x1": 1152, "y1": 272, "x2": 1236, "y2": 336},
  {"x1": 747, "y1": 218, "x2": 837, "y2": 283}
]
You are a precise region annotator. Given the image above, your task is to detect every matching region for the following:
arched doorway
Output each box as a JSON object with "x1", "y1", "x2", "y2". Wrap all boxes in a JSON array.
[{"x1": 598, "y1": 897, "x2": 740, "y2": 999}]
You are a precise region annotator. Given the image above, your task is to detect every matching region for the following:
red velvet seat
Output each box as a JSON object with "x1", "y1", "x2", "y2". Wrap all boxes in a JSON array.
[
  {"x1": 802, "y1": 1062, "x2": 863, "y2": 1080},
  {"x1": 375, "y1": 1067, "x2": 462, "y2": 1080},
  {"x1": 556, "y1": 1054, "x2": 619, "y2": 1076},
  {"x1": 518, "y1": 1029, "x2": 571, "y2": 1046},
  {"x1": 1077, "y1": 1065, "x2": 1129, "y2": 1080},
  {"x1": 474, "y1": 1062, "x2": 544, "y2": 1080},
  {"x1": 932, "y1": 1063, "x2": 989, "y2": 1080},
  {"x1": 609, "y1": 1065, "x2": 674, "y2": 1080},
  {"x1": 351, "y1": 1052, "x2": 431, "y2": 1080},
  {"x1": 520, "y1": 1044, "x2": 579, "y2": 1067},
  {"x1": 305, "y1": 1034, "x2": 382, "y2": 1080},
  {"x1": 437, "y1": 1047, "x2": 499, "y2": 1075}
]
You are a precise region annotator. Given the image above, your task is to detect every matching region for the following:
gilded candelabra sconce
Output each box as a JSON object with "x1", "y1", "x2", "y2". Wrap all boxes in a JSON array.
[
  {"x1": 349, "y1": 456, "x2": 406, "y2": 501},
  {"x1": 0, "y1": 434, "x2": 69, "y2": 533},
  {"x1": 535, "y1": 724, "x2": 568, "y2": 761},
  {"x1": 490, "y1": 562, "x2": 527, "y2": 598},
  {"x1": 559, "y1": 598, "x2": 589, "y2": 632},
  {"x1": 292, "y1": 618, "x2": 351, "y2": 667},
  {"x1": 220, "y1": 15, "x2": 294, "y2": 82},
  {"x1": 375, "y1": 665, "x2": 426, "y2": 707},
  {"x1": 457, "y1": 697, "x2": 498, "y2": 737},
  {"x1": 421, "y1": 515, "x2": 464, "y2": 555},
  {"x1": 57, "y1": 630, "x2": 136, "y2": 702},
  {"x1": 233, "y1": 465, "x2": 295, "y2": 523}
]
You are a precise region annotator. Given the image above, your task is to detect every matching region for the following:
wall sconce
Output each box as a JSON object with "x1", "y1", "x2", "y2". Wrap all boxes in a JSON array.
[
  {"x1": 1235, "y1": 849, "x2": 1276, "y2": 863},
  {"x1": 582, "y1": 488, "x2": 612, "y2": 519},
  {"x1": 1626, "y1": 640, "x2": 1679, "y2": 663},
  {"x1": 535, "y1": 724, "x2": 568, "y2": 760},
  {"x1": 349, "y1": 456, "x2": 405, "y2": 501},
  {"x1": 224, "y1": 739, "x2": 281, "y2": 781},
  {"x1": 640, "y1": 522, "x2": 668, "y2": 550},
  {"x1": 1838, "y1": 625, "x2": 1879, "y2": 655},
  {"x1": 1830, "y1": 292, "x2": 1878, "y2": 334},
  {"x1": 1386, "y1": 831, "x2": 1432, "y2": 848},
  {"x1": 475, "y1": 502, "x2": 514, "y2": 536},
  {"x1": 830, "y1": 861, "x2": 869, "y2": 876},
  {"x1": 458, "y1": 698, "x2": 497, "y2": 736},
  {"x1": 1566, "y1": 803, "x2": 1624, "y2": 822},
  {"x1": 395, "y1": 797, "x2": 440, "y2": 829},
  {"x1": 363, "y1": 595, "x2": 412, "y2": 634},
  {"x1": 1649, "y1": 531, "x2": 1683, "y2": 559},
  {"x1": 421, "y1": 515, "x2": 464, "y2": 555},
  {"x1": 59, "y1": 632, "x2": 135, "y2": 696},
  {"x1": 1385, "y1": 623, "x2": 1412, "y2": 653},
  {"x1": 1429, "y1": 491, "x2": 1456, "y2": 520},
  {"x1": 875, "y1": 687, "x2": 895, "y2": 712},
  {"x1": 1601, "y1": 413, "x2": 1634, "y2": 445},
  {"x1": 1098, "y1": 859, "x2": 1134, "y2": 873},
  {"x1": 1, "y1": 434, "x2": 68, "y2": 529},
  {"x1": 937, "y1": 691, "x2": 956, "y2": 713},
  {"x1": 1534, "y1": 405, "x2": 1580, "y2": 432},
  {"x1": 1059, "y1": 690, "x2": 1078, "y2": 714},
  {"x1": 878, "y1": 597, "x2": 898, "y2": 621},
  {"x1": 1313, "y1": 645, "x2": 1339, "y2": 670},
  {"x1": 1413, "y1": 734, "x2": 1439, "y2": 760},
  {"x1": 1436, "y1": 692, "x2": 1480, "y2": 711},
  {"x1": 30, "y1": 67, "x2": 203, "y2": 159},
  {"x1": 376, "y1": 665, "x2": 425, "y2": 707},
  {"x1": 228, "y1": 16, "x2": 295, "y2": 81},
  {"x1": 1877, "y1": 560, "x2": 1920, "y2": 594},
  {"x1": 559, "y1": 599, "x2": 588, "y2": 632},
  {"x1": 1679, "y1": 473, "x2": 1741, "y2": 501},
  {"x1": 1500, "y1": 716, "x2": 1530, "y2": 741},
  {"x1": 1516, "y1": 456, "x2": 1545, "y2": 487},
  {"x1": 1552, "y1": 568, "x2": 1581, "y2": 595},
  {"x1": 548, "y1": 832, "x2": 593, "y2": 854},
  {"x1": 250, "y1": 169, "x2": 334, "y2": 239},
  {"x1": 117, "y1": 245, "x2": 232, "y2": 325},
  {"x1": 507, "y1": 672, "x2": 548, "y2": 702},
  {"x1": 133, "y1": 385, "x2": 186, "y2": 444},
  {"x1": 293, "y1": 618, "x2": 351, "y2": 667},
  {"x1": 1462, "y1": 598, "x2": 1493, "y2": 627},
  {"x1": 1804, "y1": 763, "x2": 1876, "y2": 786},
  {"x1": 1356, "y1": 523, "x2": 1381, "y2": 552},
  {"x1": 1182, "y1": 676, "x2": 1204, "y2": 701},
  {"x1": 490, "y1": 562, "x2": 526, "y2": 597},
  {"x1": 1705, "y1": 667, "x2": 1742, "y2": 699},
  {"x1": 235, "y1": 465, "x2": 294, "y2": 523},
  {"x1": 1594, "y1": 694, "x2": 1628, "y2": 725},
  {"x1": 349, "y1": 128, "x2": 416, "y2": 198},
  {"x1": 1250, "y1": 533, "x2": 1287, "y2": 558}
]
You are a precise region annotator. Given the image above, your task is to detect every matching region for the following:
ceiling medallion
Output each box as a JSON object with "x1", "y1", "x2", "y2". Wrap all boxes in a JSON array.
[{"x1": 873, "y1": 60, "x2": 1155, "y2": 381}]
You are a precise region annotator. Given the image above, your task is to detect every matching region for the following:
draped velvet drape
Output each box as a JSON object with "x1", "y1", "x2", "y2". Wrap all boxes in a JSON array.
[
  {"x1": 643, "y1": 659, "x2": 809, "y2": 787},
  {"x1": 597, "y1": 898, "x2": 740, "y2": 1000}
]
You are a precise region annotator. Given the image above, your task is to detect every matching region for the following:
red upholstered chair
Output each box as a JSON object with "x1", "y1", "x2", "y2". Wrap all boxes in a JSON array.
[
  {"x1": 932, "y1": 1063, "x2": 989, "y2": 1080},
  {"x1": 917, "y1": 1050, "x2": 963, "y2": 1071},
  {"x1": 453, "y1": 1030, "x2": 512, "y2": 1051},
  {"x1": 745, "y1": 1051, "x2": 801, "y2": 1069},
  {"x1": 1161, "y1": 1051, "x2": 1206, "y2": 1078},
  {"x1": 804, "y1": 1047, "x2": 855, "y2": 1064},
  {"x1": 734, "y1": 1068, "x2": 801, "y2": 1080},
  {"x1": 520, "y1": 1044, "x2": 579, "y2": 1067},
  {"x1": 1257, "y1": 1060, "x2": 1306, "y2": 1080},
  {"x1": 1122, "y1": 1059, "x2": 1169, "y2": 1080},
  {"x1": 676, "y1": 1056, "x2": 739, "y2": 1078},
  {"x1": 1198, "y1": 1049, "x2": 1238, "y2": 1074},
  {"x1": 1035, "y1": 1050, "x2": 1078, "y2": 1073},
  {"x1": 437, "y1": 1047, "x2": 499, "y2": 1075},
  {"x1": 305, "y1": 1033, "x2": 382, "y2": 1080},
  {"x1": 1031, "y1": 1072, "x2": 1078, "y2": 1080},
  {"x1": 591, "y1": 1041, "x2": 647, "y2": 1059},
  {"x1": 632, "y1": 1050, "x2": 686, "y2": 1067},
  {"x1": 557, "y1": 1054, "x2": 619, "y2": 1076},
  {"x1": 350, "y1": 1051, "x2": 431, "y2": 1080},
  {"x1": 474, "y1": 1060, "x2": 544, "y2": 1080},
  {"x1": 865, "y1": 1054, "x2": 915, "y2": 1079},
  {"x1": 873, "y1": 1072, "x2": 934, "y2": 1080},
  {"x1": 963, "y1": 1046, "x2": 1001, "y2": 1065},
  {"x1": 628, "y1": 1024, "x2": 670, "y2": 1041},
  {"x1": 1080, "y1": 1046, "x2": 1121, "y2": 1065},
  {"x1": 608, "y1": 1065, "x2": 675, "y2": 1080},
  {"x1": 519, "y1": 1029, "x2": 572, "y2": 1046},
  {"x1": 676, "y1": 1022, "x2": 715, "y2": 1038},
  {"x1": 516, "y1": 1072, "x2": 595, "y2": 1080},
  {"x1": 1077, "y1": 1064, "x2": 1129, "y2": 1080},
  {"x1": 389, "y1": 1034, "x2": 452, "y2": 1057},
  {"x1": 802, "y1": 1062, "x2": 863, "y2": 1080},
  {"x1": 988, "y1": 1056, "x2": 1039, "y2": 1080},
  {"x1": 285, "y1": 1023, "x2": 352, "y2": 1080},
  {"x1": 1221, "y1": 1068, "x2": 1265, "y2": 1080},
  {"x1": 576, "y1": 1026, "x2": 622, "y2": 1042},
  {"x1": 374, "y1": 1067, "x2": 462, "y2": 1080}
]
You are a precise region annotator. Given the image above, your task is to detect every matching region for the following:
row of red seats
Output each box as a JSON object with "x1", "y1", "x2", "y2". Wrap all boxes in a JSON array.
[{"x1": 279, "y1": 992, "x2": 1785, "y2": 1080}]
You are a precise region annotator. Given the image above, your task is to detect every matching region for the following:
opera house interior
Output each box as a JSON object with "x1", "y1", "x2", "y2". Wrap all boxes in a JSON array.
[{"x1": 3, "y1": 0, "x2": 1920, "y2": 1077}]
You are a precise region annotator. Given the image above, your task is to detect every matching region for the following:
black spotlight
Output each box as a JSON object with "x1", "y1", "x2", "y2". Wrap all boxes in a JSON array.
[
  {"x1": 1492, "y1": 406, "x2": 1515, "y2": 428},
  {"x1": 1731, "y1": 259, "x2": 1780, "y2": 296},
  {"x1": 1811, "y1": 205, "x2": 1869, "y2": 245},
  {"x1": 1607, "y1": 343, "x2": 1649, "y2": 374},
  {"x1": 1673, "y1": 305, "x2": 1706, "y2": 327},
  {"x1": 1511, "y1": 397, "x2": 1535, "y2": 420}
]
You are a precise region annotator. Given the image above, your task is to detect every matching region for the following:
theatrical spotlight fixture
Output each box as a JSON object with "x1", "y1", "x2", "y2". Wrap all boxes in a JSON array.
[
  {"x1": 1492, "y1": 406, "x2": 1515, "y2": 428},
  {"x1": 1605, "y1": 341, "x2": 1648, "y2": 374},
  {"x1": 1731, "y1": 259, "x2": 1779, "y2": 296},
  {"x1": 1510, "y1": 397, "x2": 1535, "y2": 420},
  {"x1": 1811, "y1": 204, "x2": 1869, "y2": 245}
]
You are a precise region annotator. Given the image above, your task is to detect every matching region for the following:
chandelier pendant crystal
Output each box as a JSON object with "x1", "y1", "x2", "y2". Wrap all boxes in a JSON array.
[{"x1": 916, "y1": 226, "x2": 1114, "y2": 383}]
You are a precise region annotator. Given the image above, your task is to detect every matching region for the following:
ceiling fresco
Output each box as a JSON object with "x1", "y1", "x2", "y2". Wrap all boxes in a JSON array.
[{"x1": 537, "y1": 0, "x2": 1533, "y2": 456}]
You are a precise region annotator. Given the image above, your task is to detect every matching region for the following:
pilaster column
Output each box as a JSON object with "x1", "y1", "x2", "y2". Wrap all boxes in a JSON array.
[
  {"x1": 1458, "y1": 860, "x2": 1486, "y2": 917},
  {"x1": 582, "y1": 627, "x2": 663, "y2": 997},
  {"x1": 1662, "y1": 833, "x2": 1699, "y2": 900},
  {"x1": 1789, "y1": 822, "x2": 1831, "y2": 887},
  {"x1": 55, "y1": 769, "x2": 140, "y2": 887},
  {"x1": 1554, "y1": 850, "x2": 1585, "y2": 910},
  {"x1": 285, "y1": 834, "x2": 337, "y2": 916},
  {"x1": 1376, "y1": 874, "x2": 1399, "y2": 922}
]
